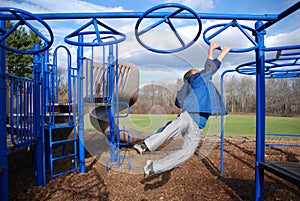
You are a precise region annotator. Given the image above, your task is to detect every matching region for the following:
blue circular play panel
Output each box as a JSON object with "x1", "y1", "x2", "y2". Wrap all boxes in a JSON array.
[{"x1": 135, "y1": 3, "x2": 202, "y2": 53}]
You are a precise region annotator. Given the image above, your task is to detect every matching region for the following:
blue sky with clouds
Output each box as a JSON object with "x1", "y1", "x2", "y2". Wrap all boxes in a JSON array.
[{"x1": 1, "y1": 0, "x2": 299, "y2": 83}]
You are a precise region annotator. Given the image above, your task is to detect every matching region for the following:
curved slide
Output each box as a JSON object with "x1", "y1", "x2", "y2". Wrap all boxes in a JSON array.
[{"x1": 88, "y1": 61, "x2": 142, "y2": 143}]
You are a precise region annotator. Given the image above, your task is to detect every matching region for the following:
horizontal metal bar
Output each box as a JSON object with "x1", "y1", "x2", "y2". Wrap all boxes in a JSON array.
[
  {"x1": 257, "y1": 1, "x2": 300, "y2": 31},
  {"x1": 266, "y1": 133, "x2": 300, "y2": 137},
  {"x1": 265, "y1": 45, "x2": 300, "y2": 52},
  {"x1": 51, "y1": 138, "x2": 76, "y2": 145},
  {"x1": 45, "y1": 124, "x2": 75, "y2": 129},
  {"x1": 0, "y1": 11, "x2": 278, "y2": 21},
  {"x1": 6, "y1": 73, "x2": 34, "y2": 82},
  {"x1": 45, "y1": 113, "x2": 74, "y2": 116},
  {"x1": 52, "y1": 168, "x2": 77, "y2": 178},
  {"x1": 266, "y1": 144, "x2": 300, "y2": 147},
  {"x1": 52, "y1": 153, "x2": 76, "y2": 162}
]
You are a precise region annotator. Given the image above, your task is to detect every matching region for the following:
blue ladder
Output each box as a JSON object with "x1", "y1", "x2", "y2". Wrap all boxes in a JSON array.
[
  {"x1": 46, "y1": 123, "x2": 77, "y2": 179},
  {"x1": 44, "y1": 103, "x2": 78, "y2": 179}
]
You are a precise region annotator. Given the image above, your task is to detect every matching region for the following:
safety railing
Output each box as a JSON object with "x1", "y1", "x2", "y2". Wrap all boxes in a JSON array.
[{"x1": 6, "y1": 74, "x2": 37, "y2": 149}]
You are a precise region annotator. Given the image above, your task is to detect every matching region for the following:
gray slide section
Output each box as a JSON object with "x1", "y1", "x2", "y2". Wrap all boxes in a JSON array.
[{"x1": 88, "y1": 61, "x2": 141, "y2": 143}]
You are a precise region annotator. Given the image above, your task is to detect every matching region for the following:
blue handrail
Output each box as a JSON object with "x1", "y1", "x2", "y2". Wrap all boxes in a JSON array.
[{"x1": 6, "y1": 74, "x2": 36, "y2": 149}]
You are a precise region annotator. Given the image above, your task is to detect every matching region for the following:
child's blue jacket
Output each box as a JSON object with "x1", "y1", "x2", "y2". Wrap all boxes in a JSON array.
[{"x1": 175, "y1": 59, "x2": 227, "y2": 116}]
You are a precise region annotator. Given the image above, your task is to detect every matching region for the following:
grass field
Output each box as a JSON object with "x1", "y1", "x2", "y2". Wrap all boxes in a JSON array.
[
  {"x1": 223, "y1": 114, "x2": 300, "y2": 136},
  {"x1": 85, "y1": 113, "x2": 300, "y2": 137}
]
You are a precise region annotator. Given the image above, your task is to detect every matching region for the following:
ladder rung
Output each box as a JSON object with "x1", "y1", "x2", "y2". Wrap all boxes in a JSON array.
[
  {"x1": 45, "y1": 113, "x2": 74, "y2": 116},
  {"x1": 51, "y1": 168, "x2": 78, "y2": 178},
  {"x1": 51, "y1": 138, "x2": 76, "y2": 145},
  {"x1": 52, "y1": 153, "x2": 76, "y2": 162},
  {"x1": 45, "y1": 124, "x2": 75, "y2": 130}
]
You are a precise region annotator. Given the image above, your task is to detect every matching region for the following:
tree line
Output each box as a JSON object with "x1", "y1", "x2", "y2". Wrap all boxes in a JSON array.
[
  {"x1": 5, "y1": 21, "x2": 42, "y2": 78},
  {"x1": 130, "y1": 75, "x2": 300, "y2": 117},
  {"x1": 224, "y1": 75, "x2": 300, "y2": 116},
  {"x1": 5, "y1": 21, "x2": 68, "y2": 95}
]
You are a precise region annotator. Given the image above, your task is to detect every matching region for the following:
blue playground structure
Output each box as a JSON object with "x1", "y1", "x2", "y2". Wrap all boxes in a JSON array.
[
  {"x1": 219, "y1": 45, "x2": 300, "y2": 177},
  {"x1": 0, "y1": 2, "x2": 299, "y2": 201}
]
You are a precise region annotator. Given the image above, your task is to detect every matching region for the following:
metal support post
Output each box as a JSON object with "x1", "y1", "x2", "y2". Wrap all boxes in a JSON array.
[
  {"x1": 33, "y1": 44, "x2": 43, "y2": 186},
  {"x1": 108, "y1": 45, "x2": 116, "y2": 163},
  {"x1": 41, "y1": 47, "x2": 49, "y2": 187},
  {"x1": 220, "y1": 69, "x2": 236, "y2": 174},
  {"x1": 77, "y1": 35, "x2": 85, "y2": 173},
  {"x1": 254, "y1": 20, "x2": 266, "y2": 201},
  {"x1": 0, "y1": 20, "x2": 8, "y2": 201}
]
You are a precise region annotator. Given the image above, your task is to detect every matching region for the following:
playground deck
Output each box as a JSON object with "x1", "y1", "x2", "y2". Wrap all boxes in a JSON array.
[{"x1": 260, "y1": 161, "x2": 300, "y2": 186}]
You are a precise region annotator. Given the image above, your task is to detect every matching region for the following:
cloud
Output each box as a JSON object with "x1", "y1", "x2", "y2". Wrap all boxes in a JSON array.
[
  {"x1": 265, "y1": 27, "x2": 300, "y2": 48},
  {"x1": 138, "y1": 64, "x2": 182, "y2": 85},
  {"x1": 162, "y1": 0, "x2": 215, "y2": 10},
  {"x1": 0, "y1": 0, "x2": 130, "y2": 13},
  {"x1": 2, "y1": 0, "x2": 298, "y2": 81},
  {"x1": 91, "y1": 19, "x2": 257, "y2": 76},
  {"x1": 0, "y1": 0, "x2": 134, "y2": 43}
]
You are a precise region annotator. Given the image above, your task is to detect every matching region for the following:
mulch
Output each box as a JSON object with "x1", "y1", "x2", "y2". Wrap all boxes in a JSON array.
[{"x1": 8, "y1": 136, "x2": 300, "y2": 201}]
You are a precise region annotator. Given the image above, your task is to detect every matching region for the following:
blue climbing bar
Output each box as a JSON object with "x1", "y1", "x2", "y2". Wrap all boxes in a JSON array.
[
  {"x1": 108, "y1": 45, "x2": 116, "y2": 164},
  {"x1": 220, "y1": 69, "x2": 236, "y2": 174},
  {"x1": 254, "y1": 20, "x2": 266, "y2": 201},
  {"x1": 77, "y1": 35, "x2": 86, "y2": 173},
  {"x1": 0, "y1": 20, "x2": 8, "y2": 201},
  {"x1": 33, "y1": 44, "x2": 43, "y2": 186}
]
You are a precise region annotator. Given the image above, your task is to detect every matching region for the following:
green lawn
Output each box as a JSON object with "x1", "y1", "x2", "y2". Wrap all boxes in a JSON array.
[
  {"x1": 222, "y1": 114, "x2": 256, "y2": 136},
  {"x1": 85, "y1": 113, "x2": 300, "y2": 137},
  {"x1": 222, "y1": 114, "x2": 300, "y2": 136}
]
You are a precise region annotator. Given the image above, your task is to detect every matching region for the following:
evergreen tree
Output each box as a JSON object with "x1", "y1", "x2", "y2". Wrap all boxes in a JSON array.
[{"x1": 6, "y1": 21, "x2": 42, "y2": 78}]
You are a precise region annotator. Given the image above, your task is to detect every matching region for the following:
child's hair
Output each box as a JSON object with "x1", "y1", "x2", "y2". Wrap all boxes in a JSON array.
[{"x1": 183, "y1": 68, "x2": 198, "y2": 81}]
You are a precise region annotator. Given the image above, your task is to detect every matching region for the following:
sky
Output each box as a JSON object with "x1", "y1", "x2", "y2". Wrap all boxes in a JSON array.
[{"x1": 1, "y1": 0, "x2": 300, "y2": 84}]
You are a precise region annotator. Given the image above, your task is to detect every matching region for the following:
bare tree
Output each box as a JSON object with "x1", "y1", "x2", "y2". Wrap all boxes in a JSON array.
[
  {"x1": 266, "y1": 78, "x2": 300, "y2": 116},
  {"x1": 130, "y1": 74, "x2": 299, "y2": 116}
]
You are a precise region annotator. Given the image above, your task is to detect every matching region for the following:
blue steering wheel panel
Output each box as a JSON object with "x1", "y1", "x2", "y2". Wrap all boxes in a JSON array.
[
  {"x1": 135, "y1": 3, "x2": 202, "y2": 54},
  {"x1": 203, "y1": 20, "x2": 261, "y2": 53},
  {"x1": 0, "y1": 7, "x2": 54, "y2": 54}
]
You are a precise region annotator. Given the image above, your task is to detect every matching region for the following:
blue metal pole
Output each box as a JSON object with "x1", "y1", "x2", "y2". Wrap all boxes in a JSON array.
[
  {"x1": 77, "y1": 35, "x2": 85, "y2": 173},
  {"x1": 102, "y1": 46, "x2": 107, "y2": 103},
  {"x1": 254, "y1": 21, "x2": 266, "y2": 201},
  {"x1": 108, "y1": 45, "x2": 116, "y2": 163},
  {"x1": 220, "y1": 69, "x2": 236, "y2": 174},
  {"x1": 90, "y1": 47, "x2": 94, "y2": 102},
  {"x1": 0, "y1": 12, "x2": 278, "y2": 21},
  {"x1": 257, "y1": 1, "x2": 300, "y2": 32},
  {"x1": 33, "y1": 43, "x2": 43, "y2": 186},
  {"x1": 66, "y1": 48, "x2": 73, "y2": 122},
  {"x1": 115, "y1": 43, "x2": 121, "y2": 168},
  {"x1": 85, "y1": 58, "x2": 89, "y2": 100},
  {"x1": 42, "y1": 47, "x2": 49, "y2": 187},
  {"x1": 0, "y1": 20, "x2": 8, "y2": 201}
]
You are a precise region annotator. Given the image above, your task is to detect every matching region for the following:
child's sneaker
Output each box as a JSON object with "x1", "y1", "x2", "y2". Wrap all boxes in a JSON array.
[
  {"x1": 144, "y1": 160, "x2": 154, "y2": 177},
  {"x1": 133, "y1": 142, "x2": 148, "y2": 155}
]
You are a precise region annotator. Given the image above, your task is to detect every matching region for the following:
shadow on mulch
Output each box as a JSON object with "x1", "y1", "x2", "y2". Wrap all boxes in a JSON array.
[
  {"x1": 200, "y1": 139, "x2": 300, "y2": 201},
  {"x1": 140, "y1": 171, "x2": 172, "y2": 191},
  {"x1": 7, "y1": 137, "x2": 300, "y2": 201}
]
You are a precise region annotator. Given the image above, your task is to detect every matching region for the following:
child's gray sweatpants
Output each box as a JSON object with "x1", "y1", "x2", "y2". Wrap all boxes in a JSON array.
[{"x1": 144, "y1": 111, "x2": 202, "y2": 174}]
